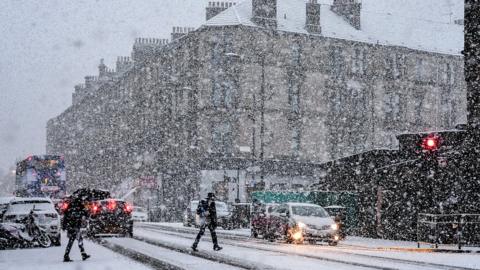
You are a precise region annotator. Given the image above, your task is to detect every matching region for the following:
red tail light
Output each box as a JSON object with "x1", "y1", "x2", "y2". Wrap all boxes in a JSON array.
[
  {"x1": 107, "y1": 200, "x2": 117, "y2": 211},
  {"x1": 91, "y1": 202, "x2": 101, "y2": 215},
  {"x1": 124, "y1": 203, "x2": 133, "y2": 213},
  {"x1": 59, "y1": 202, "x2": 69, "y2": 213}
]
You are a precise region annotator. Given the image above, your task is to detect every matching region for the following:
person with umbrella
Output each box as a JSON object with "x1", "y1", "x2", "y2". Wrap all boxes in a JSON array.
[
  {"x1": 62, "y1": 189, "x2": 91, "y2": 262},
  {"x1": 191, "y1": 192, "x2": 223, "y2": 251}
]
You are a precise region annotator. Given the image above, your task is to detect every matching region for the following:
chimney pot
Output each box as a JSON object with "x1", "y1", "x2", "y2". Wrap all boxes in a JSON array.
[{"x1": 306, "y1": 0, "x2": 321, "y2": 34}]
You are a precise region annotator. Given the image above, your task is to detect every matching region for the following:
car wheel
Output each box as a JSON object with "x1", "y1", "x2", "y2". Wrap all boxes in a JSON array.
[{"x1": 328, "y1": 241, "x2": 338, "y2": 246}]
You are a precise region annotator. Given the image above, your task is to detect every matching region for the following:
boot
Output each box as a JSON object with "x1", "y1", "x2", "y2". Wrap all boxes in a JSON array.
[
  {"x1": 63, "y1": 255, "x2": 73, "y2": 262},
  {"x1": 213, "y1": 245, "x2": 223, "y2": 251},
  {"x1": 191, "y1": 244, "x2": 198, "y2": 252},
  {"x1": 81, "y1": 253, "x2": 91, "y2": 261}
]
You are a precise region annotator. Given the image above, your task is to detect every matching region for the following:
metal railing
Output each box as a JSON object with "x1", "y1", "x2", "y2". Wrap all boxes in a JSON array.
[{"x1": 417, "y1": 213, "x2": 480, "y2": 249}]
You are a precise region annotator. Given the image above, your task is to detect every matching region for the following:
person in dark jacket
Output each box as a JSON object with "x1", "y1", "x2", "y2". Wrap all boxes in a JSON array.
[
  {"x1": 191, "y1": 192, "x2": 222, "y2": 251},
  {"x1": 62, "y1": 196, "x2": 90, "y2": 262}
]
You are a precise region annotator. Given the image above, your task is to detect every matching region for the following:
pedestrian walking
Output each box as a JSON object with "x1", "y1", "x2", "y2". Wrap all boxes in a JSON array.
[
  {"x1": 62, "y1": 195, "x2": 91, "y2": 262},
  {"x1": 191, "y1": 192, "x2": 223, "y2": 251}
]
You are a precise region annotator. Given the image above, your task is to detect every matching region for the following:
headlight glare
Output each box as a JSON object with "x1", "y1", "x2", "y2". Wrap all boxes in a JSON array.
[
  {"x1": 297, "y1": 222, "x2": 306, "y2": 228},
  {"x1": 331, "y1": 223, "x2": 339, "y2": 230}
]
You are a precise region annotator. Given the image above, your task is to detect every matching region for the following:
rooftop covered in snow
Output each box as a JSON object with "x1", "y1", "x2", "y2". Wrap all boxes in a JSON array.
[{"x1": 204, "y1": 0, "x2": 464, "y2": 56}]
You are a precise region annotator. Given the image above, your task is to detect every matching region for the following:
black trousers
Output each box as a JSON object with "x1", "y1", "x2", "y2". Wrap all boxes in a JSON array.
[
  {"x1": 64, "y1": 228, "x2": 86, "y2": 257},
  {"x1": 193, "y1": 223, "x2": 218, "y2": 247}
]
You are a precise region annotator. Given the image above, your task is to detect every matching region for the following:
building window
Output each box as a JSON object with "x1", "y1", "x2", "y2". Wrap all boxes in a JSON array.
[
  {"x1": 287, "y1": 69, "x2": 301, "y2": 114},
  {"x1": 212, "y1": 121, "x2": 233, "y2": 154},
  {"x1": 385, "y1": 54, "x2": 403, "y2": 80},
  {"x1": 415, "y1": 58, "x2": 427, "y2": 81},
  {"x1": 396, "y1": 54, "x2": 406, "y2": 78},
  {"x1": 412, "y1": 90, "x2": 425, "y2": 127},
  {"x1": 352, "y1": 48, "x2": 365, "y2": 75},
  {"x1": 441, "y1": 63, "x2": 455, "y2": 85},
  {"x1": 384, "y1": 92, "x2": 400, "y2": 127},
  {"x1": 224, "y1": 32, "x2": 234, "y2": 53},
  {"x1": 292, "y1": 43, "x2": 301, "y2": 65},
  {"x1": 211, "y1": 35, "x2": 238, "y2": 109},
  {"x1": 292, "y1": 125, "x2": 301, "y2": 156},
  {"x1": 329, "y1": 47, "x2": 344, "y2": 76}
]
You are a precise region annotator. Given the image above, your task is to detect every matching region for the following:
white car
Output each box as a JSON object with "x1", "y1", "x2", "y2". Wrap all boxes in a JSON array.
[
  {"x1": 2, "y1": 197, "x2": 61, "y2": 246},
  {"x1": 132, "y1": 206, "x2": 148, "y2": 222},
  {"x1": 266, "y1": 202, "x2": 340, "y2": 245}
]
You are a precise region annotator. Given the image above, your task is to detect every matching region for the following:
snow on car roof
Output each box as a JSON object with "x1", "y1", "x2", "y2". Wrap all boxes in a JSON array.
[
  {"x1": 10, "y1": 197, "x2": 52, "y2": 203},
  {"x1": 204, "y1": 0, "x2": 463, "y2": 55},
  {"x1": 286, "y1": 202, "x2": 321, "y2": 207}
]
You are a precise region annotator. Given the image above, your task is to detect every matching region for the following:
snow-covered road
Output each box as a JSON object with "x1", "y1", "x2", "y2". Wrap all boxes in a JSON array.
[{"x1": 2, "y1": 224, "x2": 480, "y2": 270}]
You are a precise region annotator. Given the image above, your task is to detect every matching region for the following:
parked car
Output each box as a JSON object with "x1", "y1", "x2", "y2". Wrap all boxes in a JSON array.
[
  {"x1": 132, "y1": 206, "x2": 148, "y2": 222},
  {"x1": 264, "y1": 202, "x2": 340, "y2": 245},
  {"x1": 216, "y1": 201, "x2": 233, "y2": 229},
  {"x1": 2, "y1": 197, "x2": 61, "y2": 246},
  {"x1": 230, "y1": 203, "x2": 251, "y2": 229},
  {"x1": 87, "y1": 199, "x2": 133, "y2": 237},
  {"x1": 183, "y1": 200, "x2": 233, "y2": 229},
  {"x1": 251, "y1": 203, "x2": 277, "y2": 238}
]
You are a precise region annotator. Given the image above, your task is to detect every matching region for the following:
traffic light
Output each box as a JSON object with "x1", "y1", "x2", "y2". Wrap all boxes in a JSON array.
[{"x1": 421, "y1": 134, "x2": 441, "y2": 152}]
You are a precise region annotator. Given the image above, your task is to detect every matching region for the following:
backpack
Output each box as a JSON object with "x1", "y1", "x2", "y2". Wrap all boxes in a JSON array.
[{"x1": 196, "y1": 200, "x2": 208, "y2": 217}]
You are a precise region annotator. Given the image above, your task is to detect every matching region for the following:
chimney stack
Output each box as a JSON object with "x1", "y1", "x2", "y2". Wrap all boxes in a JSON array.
[
  {"x1": 306, "y1": 0, "x2": 321, "y2": 34},
  {"x1": 331, "y1": 0, "x2": 361, "y2": 30},
  {"x1": 132, "y1": 38, "x2": 168, "y2": 64},
  {"x1": 116, "y1": 56, "x2": 133, "y2": 74},
  {"x1": 171, "y1": 27, "x2": 195, "y2": 41},
  {"x1": 84, "y1": 76, "x2": 96, "y2": 88},
  {"x1": 206, "y1": 2, "x2": 236, "y2": 20},
  {"x1": 252, "y1": 0, "x2": 277, "y2": 29},
  {"x1": 98, "y1": 58, "x2": 107, "y2": 78}
]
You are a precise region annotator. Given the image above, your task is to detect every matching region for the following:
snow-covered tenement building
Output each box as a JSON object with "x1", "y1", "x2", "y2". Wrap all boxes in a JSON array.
[{"x1": 47, "y1": 0, "x2": 464, "y2": 220}]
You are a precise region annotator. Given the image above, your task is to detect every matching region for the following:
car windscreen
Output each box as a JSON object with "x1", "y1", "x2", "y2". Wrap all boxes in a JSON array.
[
  {"x1": 8, "y1": 201, "x2": 55, "y2": 213},
  {"x1": 134, "y1": 207, "x2": 146, "y2": 213},
  {"x1": 291, "y1": 205, "x2": 329, "y2": 218}
]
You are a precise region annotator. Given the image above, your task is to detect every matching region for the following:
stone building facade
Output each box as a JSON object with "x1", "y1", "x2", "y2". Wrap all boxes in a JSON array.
[{"x1": 47, "y1": 0, "x2": 465, "y2": 220}]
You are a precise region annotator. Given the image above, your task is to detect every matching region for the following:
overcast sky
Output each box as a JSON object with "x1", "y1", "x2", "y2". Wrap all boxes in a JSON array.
[{"x1": 0, "y1": 0, "x2": 207, "y2": 171}]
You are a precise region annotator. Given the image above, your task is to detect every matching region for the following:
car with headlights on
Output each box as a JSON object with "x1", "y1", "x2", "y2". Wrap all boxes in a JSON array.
[
  {"x1": 265, "y1": 202, "x2": 340, "y2": 245},
  {"x1": 2, "y1": 197, "x2": 61, "y2": 246}
]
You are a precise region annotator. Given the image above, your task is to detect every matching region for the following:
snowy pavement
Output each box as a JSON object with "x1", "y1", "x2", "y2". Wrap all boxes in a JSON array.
[{"x1": 0, "y1": 233, "x2": 153, "y2": 270}]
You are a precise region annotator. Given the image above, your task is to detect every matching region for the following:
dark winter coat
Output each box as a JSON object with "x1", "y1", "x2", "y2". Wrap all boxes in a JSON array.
[
  {"x1": 62, "y1": 198, "x2": 89, "y2": 233},
  {"x1": 206, "y1": 199, "x2": 218, "y2": 228},
  {"x1": 197, "y1": 198, "x2": 218, "y2": 228}
]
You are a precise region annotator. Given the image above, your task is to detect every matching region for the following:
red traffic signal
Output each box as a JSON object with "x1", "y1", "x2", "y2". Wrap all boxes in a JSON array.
[{"x1": 421, "y1": 135, "x2": 441, "y2": 151}]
